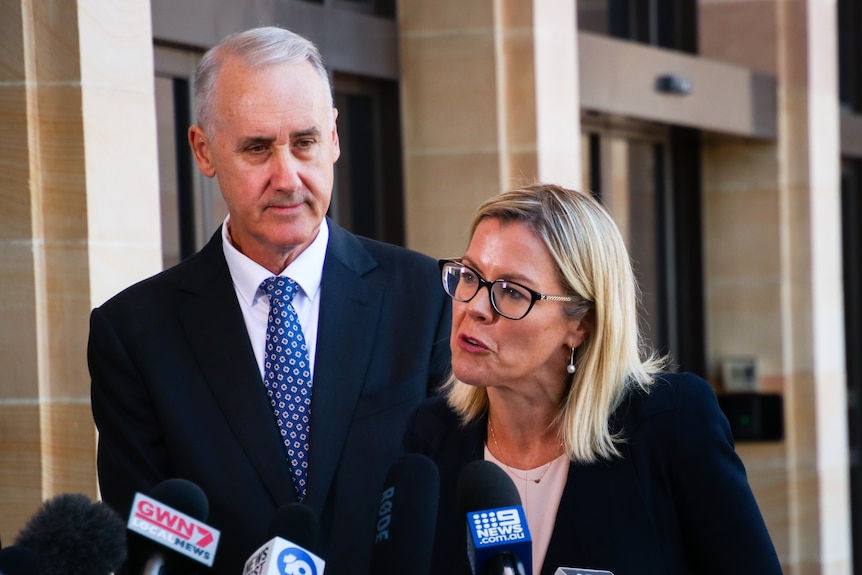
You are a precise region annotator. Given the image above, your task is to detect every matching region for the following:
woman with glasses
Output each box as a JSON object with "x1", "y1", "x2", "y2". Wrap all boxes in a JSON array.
[{"x1": 406, "y1": 183, "x2": 783, "y2": 574}]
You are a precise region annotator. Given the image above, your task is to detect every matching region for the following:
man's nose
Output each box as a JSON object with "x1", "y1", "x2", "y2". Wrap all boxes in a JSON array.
[{"x1": 271, "y1": 147, "x2": 302, "y2": 189}]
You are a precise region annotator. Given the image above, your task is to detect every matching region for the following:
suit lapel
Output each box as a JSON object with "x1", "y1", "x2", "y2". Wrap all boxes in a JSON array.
[
  {"x1": 176, "y1": 230, "x2": 297, "y2": 508},
  {"x1": 304, "y1": 222, "x2": 382, "y2": 516},
  {"x1": 542, "y1": 443, "x2": 665, "y2": 574}
]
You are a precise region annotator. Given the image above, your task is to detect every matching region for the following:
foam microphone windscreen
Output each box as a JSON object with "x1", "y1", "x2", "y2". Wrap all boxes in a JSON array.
[
  {"x1": 369, "y1": 453, "x2": 440, "y2": 575},
  {"x1": 266, "y1": 503, "x2": 320, "y2": 549},
  {"x1": 456, "y1": 459, "x2": 522, "y2": 514},
  {"x1": 13, "y1": 492, "x2": 127, "y2": 575},
  {"x1": 0, "y1": 545, "x2": 40, "y2": 575},
  {"x1": 149, "y1": 478, "x2": 209, "y2": 519}
]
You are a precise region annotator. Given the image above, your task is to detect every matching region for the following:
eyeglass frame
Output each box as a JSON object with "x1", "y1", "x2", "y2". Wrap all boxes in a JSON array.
[{"x1": 438, "y1": 259, "x2": 579, "y2": 320}]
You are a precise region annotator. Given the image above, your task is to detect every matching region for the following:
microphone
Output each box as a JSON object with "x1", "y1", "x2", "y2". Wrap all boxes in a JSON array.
[
  {"x1": 553, "y1": 569, "x2": 614, "y2": 575},
  {"x1": 457, "y1": 460, "x2": 532, "y2": 575},
  {"x1": 243, "y1": 503, "x2": 325, "y2": 575},
  {"x1": 0, "y1": 546, "x2": 40, "y2": 575},
  {"x1": 13, "y1": 492, "x2": 126, "y2": 575},
  {"x1": 126, "y1": 478, "x2": 221, "y2": 574},
  {"x1": 368, "y1": 453, "x2": 439, "y2": 575}
]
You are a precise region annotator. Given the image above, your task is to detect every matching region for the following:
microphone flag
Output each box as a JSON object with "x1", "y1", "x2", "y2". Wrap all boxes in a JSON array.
[
  {"x1": 126, "y1": 491, "x2": 220, "y2": 567},
  {"x1": 243, "y1": 537, "x2": 326, "y2": 575},
  {"x1": 466, "y1": 505, "x2": 531, "y2": 574}
]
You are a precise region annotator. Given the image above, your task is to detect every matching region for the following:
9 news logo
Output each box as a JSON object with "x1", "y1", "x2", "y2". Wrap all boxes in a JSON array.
[{"x1": 471, "y1": 507, "x2": 527, "y2": 545}]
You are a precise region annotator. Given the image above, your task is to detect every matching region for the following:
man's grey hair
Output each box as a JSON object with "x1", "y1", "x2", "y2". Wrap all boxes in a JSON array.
[{"x1": 193, "y1": 26, "x2": 332, "y2": 133}]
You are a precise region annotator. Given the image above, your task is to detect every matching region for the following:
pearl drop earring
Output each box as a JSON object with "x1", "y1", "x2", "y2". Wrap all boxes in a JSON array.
[{"x1": 567, "y1": 347, "x2": 576, "y2": 374}]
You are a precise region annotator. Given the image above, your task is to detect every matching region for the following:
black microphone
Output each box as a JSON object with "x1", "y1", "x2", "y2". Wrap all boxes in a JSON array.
[
  {"x1": 13, "y1": 492, "x2": 126, "y2": 575},
  {"x1": 457, "y1": 460, "x2": 532, "y2": 575},
  {"x1": 369, "y1": 453, "x2": 440, "y2": 575},
  {"x1": 243, "y1": 503, "x2": 325, "y2": 575},
  {"x1": 0, "y1": 545, "x2": 40, "y2": 575},
  {"x1": 126, "y1": 478, "x2": 221, "y2": 574},
  {"x1": 553, "y1": 569, "x2": 614, "y2": 575}
]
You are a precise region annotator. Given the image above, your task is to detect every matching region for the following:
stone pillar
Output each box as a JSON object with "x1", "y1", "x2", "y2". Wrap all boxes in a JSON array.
[
  {"x1": 0, "y1": 0, "x2": 161, "y2": 539},
  {"x1": 397, "y1": 0, "x2": 580, "y2": 258},
  {"x1": 701, "y1": 0, "x2": 845, "y2": 572}
]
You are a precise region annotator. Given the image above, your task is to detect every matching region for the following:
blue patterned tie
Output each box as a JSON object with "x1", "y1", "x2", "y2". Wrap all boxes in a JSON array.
[{"x1": 261, "y1": 276, "x2": 313, "y2": 502}]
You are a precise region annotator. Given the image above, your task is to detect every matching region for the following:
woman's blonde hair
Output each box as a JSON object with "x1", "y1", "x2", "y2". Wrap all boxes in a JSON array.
[{"x1": 445, "y1": 183, "x2": 665, "y2": 463}]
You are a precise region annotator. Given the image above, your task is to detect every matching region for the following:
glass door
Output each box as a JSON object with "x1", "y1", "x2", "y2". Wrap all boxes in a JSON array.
[{"x1": 581, "y1": 116, "x2": 705, "y2": 374}]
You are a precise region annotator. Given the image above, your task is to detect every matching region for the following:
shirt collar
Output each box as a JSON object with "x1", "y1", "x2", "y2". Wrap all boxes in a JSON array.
[{"x1": 222, "y1": 216, "x2": 329, "y2": 307}]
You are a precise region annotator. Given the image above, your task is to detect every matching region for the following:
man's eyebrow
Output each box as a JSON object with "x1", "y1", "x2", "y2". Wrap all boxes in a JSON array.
[
  {"x1": 291, "y1": 127, "x2": 322, "y2": 139},
  {"x1": 234, "y1": 127, "x2": 322, "y2": 152},
  {"x1": 235, "y1": 136, "x2": 274, "y2": 151}
]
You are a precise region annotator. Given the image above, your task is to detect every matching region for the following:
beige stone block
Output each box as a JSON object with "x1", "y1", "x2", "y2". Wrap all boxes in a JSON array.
[
  {"x1": 41, "y1": 402, "x2": 98, "y2": 495},
  {"x1": 0, "y1": 86, "x2": 32, "y2": 241},
  {"x1": 397, "y1": 0, "x2": 495, "y2": 33},
  {"x1": 786, "y1": 462, "x2": 821, "y2": 560},
  {"x1": 0, "y1": 246, "x2": 39, "y2": 400},
  {"x1": 701, "y1": 137, "x2": 779, "y2": 192},
  {"x1": 501, "y1": 0, "x2": 533, "y2": 24},
  {"x1": 531, "y1": 0, "x2": 580, "y2": 188},
  {"x1": 784, "y1": 371, "x2": 817, "y2": 459},
  {"x1": 705, "y1": 278, "x2": 784, "y2": 375},
  {"x1": 817, "y1": 464, "x2": 852, "y2": 568},
  {"x1": 759, "y1": 373, "x2": 785, "y2": 394},
  {"x1": 23, "y1": 85, "x2": 88, "y2": 241},
  {"x1": 83, "y1": 85, "x2": 161, "y2": 245},
  {"x1": 0, "y1": 404, "x2": 44, "y2": 542},
  {"x1": 28, "y1": 2, "x2": 82, "y2": 84},
  {"x1": 699, "y1": 1, "x2": 777, "y2": 74},
  {"x1": 404, "y1": 151, "x2": 501, "y2": 257},
  {"x1": 40, "y1": 245, "x2": 92, "y2": 398},
  {"x1": 501, "y1": 29, "x2": 537, "y2": 148},
  {"x1": 400, "y1": 33, "x2": 500, "y2": 152},
  {"x1": 503, "y1": 150, "x2": 540, "y2": 189},
  {"x1": 783, "y1": 280, "x2": 816, "y2": 376},
  {"x1": 88, "y1": 242, "x2": 163, "y2": 308},
  {"x1": 0, "y1": 2, "x2": 26, "y2": 81},
  {"x1": 78, "y1": 0, "x2": 156, "y2": 94},
  {"x1": 776, "y1": 0, "x2": 812, "y2": 90},
  {"x1": 736, "y1": 442, "x2": 789, "y2": 558},
  {"x1": 703, "y1": 188, "x2": 781, "y2": 278}
]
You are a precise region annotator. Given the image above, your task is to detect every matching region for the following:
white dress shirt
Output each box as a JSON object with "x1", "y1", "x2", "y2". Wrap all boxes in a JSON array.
[{"x1": 221, "y1": 216, "x2": 328, "y2": 380}]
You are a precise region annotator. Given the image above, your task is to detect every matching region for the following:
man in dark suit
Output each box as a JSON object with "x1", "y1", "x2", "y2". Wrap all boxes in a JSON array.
[{"x1": 89, "y1": 26, "x2": 451, "y2": 574}]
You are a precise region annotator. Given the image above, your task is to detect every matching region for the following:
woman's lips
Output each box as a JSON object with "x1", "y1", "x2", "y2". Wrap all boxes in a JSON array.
[{"x1": 458, "y1": 333, "x2": 488, "y2": 352}]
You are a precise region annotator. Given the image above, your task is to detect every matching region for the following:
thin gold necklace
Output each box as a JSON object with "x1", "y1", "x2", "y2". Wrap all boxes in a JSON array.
[{"x1": 487, "y1": 418, "x2": 561, "y2": 484}]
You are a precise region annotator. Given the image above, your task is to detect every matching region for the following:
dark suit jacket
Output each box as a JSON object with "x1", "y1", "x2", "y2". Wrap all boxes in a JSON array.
[
  {"x1": 406, "y1": 373, "x2": 783, "y2": 575},
  {"x1": 89, "y1": 220, "x2": 452, "y2": 574}
]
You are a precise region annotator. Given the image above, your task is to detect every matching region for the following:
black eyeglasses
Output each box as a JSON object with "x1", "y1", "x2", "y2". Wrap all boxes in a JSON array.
[{"x1": 438, "y1": 259, "x2": 578, "y2": 320}]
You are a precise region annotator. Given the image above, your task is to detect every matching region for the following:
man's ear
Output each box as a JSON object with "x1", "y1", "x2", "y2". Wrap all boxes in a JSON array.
[
  {"x1": 330, "y1": 107, "x2": 341, "y2": 163},
  {"x1": 189, "y1": 125, "x2": 216, "y2": 178}
]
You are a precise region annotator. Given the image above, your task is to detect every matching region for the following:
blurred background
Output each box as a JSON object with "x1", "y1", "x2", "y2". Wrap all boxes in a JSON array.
[{"x1": 2, "y1": 0, "x2": 860, "y2": 572}]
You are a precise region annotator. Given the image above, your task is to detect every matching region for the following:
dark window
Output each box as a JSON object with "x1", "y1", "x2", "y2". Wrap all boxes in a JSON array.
[
  {"x1": 332, "y1": 77, "x2": 405, "y2": 245},
  {"x1": 669, "y1": 127, "x2": 705, "y2": 374},
  {"x1": 581, "y1": 121, "x2": 704, "y2": 374},
  {"x1": 579, "y1": 0, "x2": 697, "y2": 54},
  {"x1": 844, "y1": 159, "x2": 862, "y2": 574},
  {"x1": 839, "y1": 0, "x2": 861, "y2": 112},
  {"x1": 308, "y1": 0, "x2": 396, "y2": 18},
  {"x1": 172, "y1": 78, "x2": 196, "y2": 261},
  {"x1": 155, "y1": 74, "x2": 199, "y2": 268}
]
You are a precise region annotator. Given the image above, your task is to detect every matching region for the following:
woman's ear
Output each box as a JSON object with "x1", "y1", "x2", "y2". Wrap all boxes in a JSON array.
[{"x1": 568, "y1": 312, "x2": 592, "y2": 349}]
